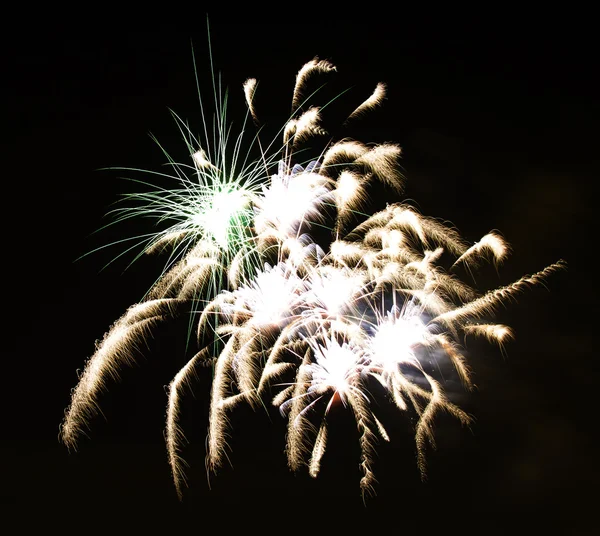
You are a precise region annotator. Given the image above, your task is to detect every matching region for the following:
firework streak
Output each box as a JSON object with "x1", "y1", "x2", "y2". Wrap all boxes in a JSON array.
[{"x1": 61, "y1": 58, "x2": 565, "y2": 498}]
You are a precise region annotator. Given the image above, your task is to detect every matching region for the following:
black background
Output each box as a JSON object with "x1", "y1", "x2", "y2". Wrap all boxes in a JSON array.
[{"x1": 6, "y1": 8, "x2": 597, "y2": 534}]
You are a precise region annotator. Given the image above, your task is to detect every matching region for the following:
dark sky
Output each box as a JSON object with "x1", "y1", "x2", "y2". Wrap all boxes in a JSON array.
[{"x1": 7, "y1": 10, "x2": 597, "y2": 533}]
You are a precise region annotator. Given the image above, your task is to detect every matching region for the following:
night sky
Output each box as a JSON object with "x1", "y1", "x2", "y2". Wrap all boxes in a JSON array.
[{"x1": 7, "y1": 10, "x2": 597, "y2": 533}]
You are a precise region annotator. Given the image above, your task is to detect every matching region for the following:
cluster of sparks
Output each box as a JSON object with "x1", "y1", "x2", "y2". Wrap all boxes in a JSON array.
[{"x1": 61, "y1": 57, "x2": 564, "y2": 498}]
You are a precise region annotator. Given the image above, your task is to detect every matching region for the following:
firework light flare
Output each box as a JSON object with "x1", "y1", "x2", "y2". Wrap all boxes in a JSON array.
[{"x1": 60, "y1": 51, "x2": 565, "y2": 499}]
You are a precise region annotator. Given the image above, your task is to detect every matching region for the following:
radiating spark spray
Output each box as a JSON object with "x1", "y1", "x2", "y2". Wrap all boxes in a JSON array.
[{"x1": 61, "y1": 52, "x2": 565, "y2": 499}]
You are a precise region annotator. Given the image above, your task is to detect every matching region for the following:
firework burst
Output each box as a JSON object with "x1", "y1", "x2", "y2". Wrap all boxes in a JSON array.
[{"x1": 61, "y1": 52, "x2": 565, "y2": 499}]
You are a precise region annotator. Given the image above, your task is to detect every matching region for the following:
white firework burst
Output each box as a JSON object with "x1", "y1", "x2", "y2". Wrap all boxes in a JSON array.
[{"x1": 61, "y1": 46, "x2": 565, "y2": 500}]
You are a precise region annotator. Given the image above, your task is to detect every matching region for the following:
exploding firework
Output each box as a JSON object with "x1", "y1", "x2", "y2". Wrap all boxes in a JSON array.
[{"x1": 60, "y1": 52, "x2": 565, "y2": 499}]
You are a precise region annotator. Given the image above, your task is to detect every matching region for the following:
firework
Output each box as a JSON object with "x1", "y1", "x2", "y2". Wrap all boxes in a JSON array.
[{"x1": 61, "y1": 54, "x2": 565, "y2": 499}]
